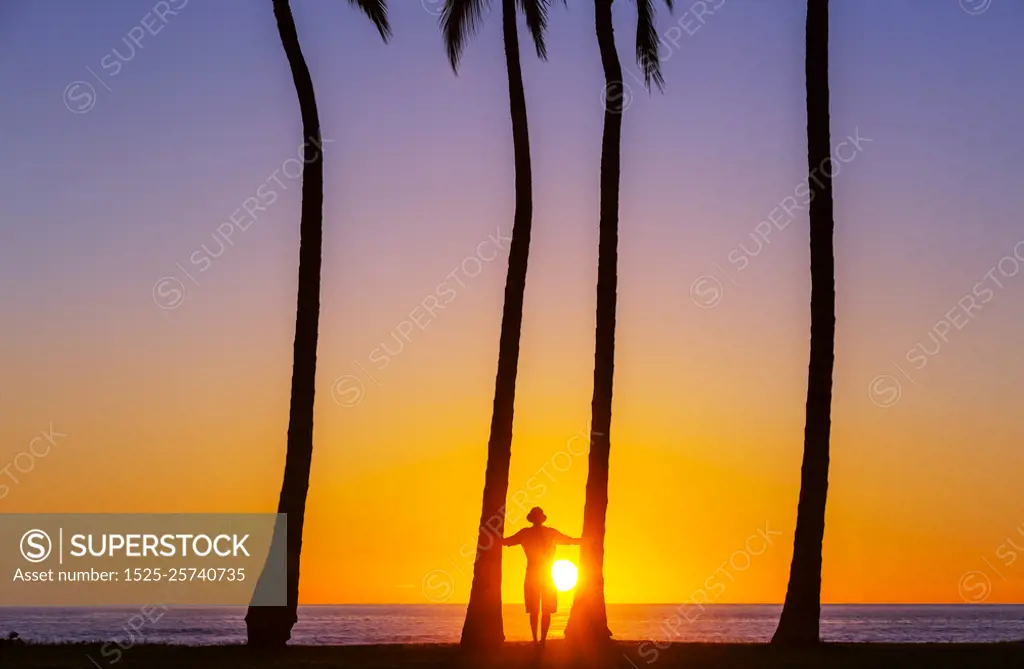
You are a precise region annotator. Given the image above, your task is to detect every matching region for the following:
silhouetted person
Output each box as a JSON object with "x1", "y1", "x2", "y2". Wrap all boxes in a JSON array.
[{"x1": 502, "y1": 507, "x2": 581, "y2": 645}]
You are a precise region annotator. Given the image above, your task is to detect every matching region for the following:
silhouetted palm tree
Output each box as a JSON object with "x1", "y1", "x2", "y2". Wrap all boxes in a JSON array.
[
  {"x1": 772, "y1": 0, "x2": 835, "y2": 646},
  {"x1": 565, "y1": 0, "x2": 671, "y2": 646},
  {"x1": 245, "y1": 0, "x2": 389, "y2": 648},
  {"x1": 441, "y1": 0, "x2": 559, "y2": 650}
]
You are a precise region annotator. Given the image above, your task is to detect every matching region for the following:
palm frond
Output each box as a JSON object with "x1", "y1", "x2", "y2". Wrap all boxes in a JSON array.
[
  {"x1": 348, "y1": 0, "x2": 391, "y2": 42},
  {"x1": 633, "y1": 0, "x2": 673, "y2": 91},
  {"x1": 518, "y1": 0, "x2": 564, "y2": 61},
  {"x1": 441, "y1": 0, "x2": 491, "y2": 72}
]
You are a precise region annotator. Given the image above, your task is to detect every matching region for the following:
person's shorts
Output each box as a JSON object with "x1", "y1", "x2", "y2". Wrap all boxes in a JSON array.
[{"x1": 524, "y1": 568, "x2": 557, "y2": 614}]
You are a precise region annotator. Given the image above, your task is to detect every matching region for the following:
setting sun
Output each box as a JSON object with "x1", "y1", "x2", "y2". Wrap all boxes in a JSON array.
[{"x1": 552, "y1": 560, "x2": 578, "y2": 592}]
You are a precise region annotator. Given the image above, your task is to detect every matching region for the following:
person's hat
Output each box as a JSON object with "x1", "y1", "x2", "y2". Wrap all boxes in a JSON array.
[{"x1": 526, "y1": 507, "x2": 546, "y2": 524}]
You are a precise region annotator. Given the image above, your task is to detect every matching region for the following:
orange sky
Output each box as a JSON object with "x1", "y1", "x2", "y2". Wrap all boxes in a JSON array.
[{"x1": 3, "y1": 273, "x2": 1023, "y2": 606}]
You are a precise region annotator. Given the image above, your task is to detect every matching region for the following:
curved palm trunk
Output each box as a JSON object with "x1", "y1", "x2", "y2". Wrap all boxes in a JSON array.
[
  {"x1": 460, "y1": 0, "x2": 535, "y2": 650},
  {"x1": 772, "y1": 0, "x2": 834, "y2": 646},
  {"x1": 564, "y1": 0, "x2": 620, "y2": 646},
  {"x1": 246, "y1": 0, "x2": 324, "y2": 648}
]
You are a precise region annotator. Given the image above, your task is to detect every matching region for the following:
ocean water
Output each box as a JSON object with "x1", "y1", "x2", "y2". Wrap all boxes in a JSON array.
[{"x1": 0, "y1": 605, "x2": 1020, "y2": 645}]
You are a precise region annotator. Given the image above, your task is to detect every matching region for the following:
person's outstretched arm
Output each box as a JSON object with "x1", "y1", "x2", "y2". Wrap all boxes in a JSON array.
[
  {"x1": 555, "y1": 530, "x2": 582, "y2": 545},
  {"x1": 502, "y1": 529, "x2": 524, "y2": 547}
]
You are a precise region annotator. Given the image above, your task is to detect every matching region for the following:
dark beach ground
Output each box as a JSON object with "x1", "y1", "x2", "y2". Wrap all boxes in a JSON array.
[{"x1": 3, "y1": 641, "x2": 1023, "y2": 668}]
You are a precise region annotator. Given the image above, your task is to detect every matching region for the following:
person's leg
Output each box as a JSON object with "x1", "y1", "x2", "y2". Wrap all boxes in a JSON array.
[
  {"x1": 540, "y1": 613, "x2": 551, "y2": 643},
  {"x1": 540, "y1": 583, "x2": 556, "y2": 645},
  {"x1": 525, "y1": 575, "x2": 540, "y2": 644}
]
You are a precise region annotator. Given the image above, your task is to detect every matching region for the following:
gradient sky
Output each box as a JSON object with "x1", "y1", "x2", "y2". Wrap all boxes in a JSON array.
[{"x1": 2, "y1": 0, "x2": 1024, "y2": 610}]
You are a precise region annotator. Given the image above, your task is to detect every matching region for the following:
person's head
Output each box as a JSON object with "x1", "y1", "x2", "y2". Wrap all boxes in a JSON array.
[{"x1": 526, "y1": 506, "x2": 547, "y2": 527}]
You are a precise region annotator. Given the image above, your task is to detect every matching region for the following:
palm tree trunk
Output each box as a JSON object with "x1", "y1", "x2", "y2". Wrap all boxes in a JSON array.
[
  {"x1": 565, "y1": 0, "x2": 620, "y2": 646},
  {"x1": 772, "y1": 0, "x2": 835, "y2": 646},
  {"x1": 460, "y1": 0, "x2": 534, "y2": 650},
  {"x1": 246, "y1": 0, "x2": 324, "y2": 648}
]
